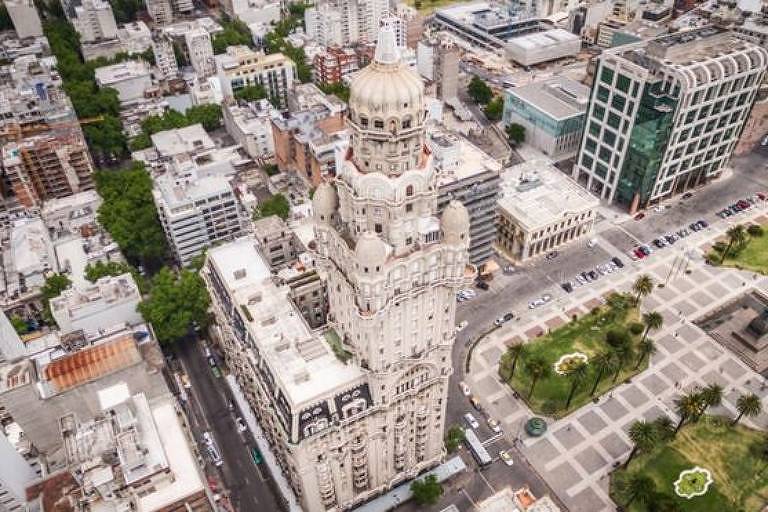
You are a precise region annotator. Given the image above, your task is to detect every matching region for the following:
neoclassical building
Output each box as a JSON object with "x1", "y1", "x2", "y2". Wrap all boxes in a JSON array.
[{"x1": 203, "y1": 20, "x2": 473, "y2": 512}]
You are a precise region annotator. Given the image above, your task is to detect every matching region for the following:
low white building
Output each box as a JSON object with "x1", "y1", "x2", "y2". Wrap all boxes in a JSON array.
[
  {"x1": 497, "y1": 159, "x2": 599, "y2": 262},
  {"x1": 50, "y1": 273, "x2": 142, "y2": 335},
  {"x1": 505, "y1": 29, "x2": 581, "y2": 66},
  {"x1": 117, "y1": 21, "x2": 152, "y2": 55},
  {"x1": 94, "y1": 60, "x2": 152, "y2": 104},
  {"x1": 223, "y1": 100, "x2": 277, "y2": 159},
  {"x1": 7, "y1": 216, "x2": 57, "y2": 292}
]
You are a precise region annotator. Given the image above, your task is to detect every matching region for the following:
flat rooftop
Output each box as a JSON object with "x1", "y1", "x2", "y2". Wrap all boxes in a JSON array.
[
  {"x1": 498, "y1": 159, "x2": 599, "y2": 231},
  {"x1": 206, "y1": 237, "x2": 362, "y2": 407},
  {"x1": 624, "y1": 26, "x2": 758, "y2": 66},
  {"x1": 94, "y1": 60, "x2": 150, "y2": 84},
  {"x1": 151, "y1": 124, "x2": 214, "y2": 158},
  {"x1": 507, "y1": 28, "x2": 580, "y2": 49},
  {"x1": 507, "y1": 75, "x2": 589, "y2": 121},
  {"x1": 430, "y1": 131, "x2": 501, "y2": 185}
]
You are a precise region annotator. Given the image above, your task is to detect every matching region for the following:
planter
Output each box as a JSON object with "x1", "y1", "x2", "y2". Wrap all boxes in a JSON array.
[{"x1": 674, "y1": 467, "x2": 713, "y2": 499}]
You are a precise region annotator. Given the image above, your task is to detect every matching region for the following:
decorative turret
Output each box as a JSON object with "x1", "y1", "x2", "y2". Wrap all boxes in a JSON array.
[{"x1": 441, "y1": 200, "x2": 470, "y2": 246}]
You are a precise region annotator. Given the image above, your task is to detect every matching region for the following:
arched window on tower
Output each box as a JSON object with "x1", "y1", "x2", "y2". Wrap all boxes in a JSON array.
[{"x1": 406, "y1": 185, "x2": 414, "y2": 197}]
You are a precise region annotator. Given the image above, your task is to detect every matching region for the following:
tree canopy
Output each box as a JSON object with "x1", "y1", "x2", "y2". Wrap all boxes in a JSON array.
[
  {"x1": 484, "y1": 96, "x2": 504, "y2": 121},
  {"x1": 235, "y1": 84, "x2": 268, "y2": 102},
  {"x1": 263, "y1": 14, "x2": 312, "y2": 83},
  {"x1": 468, "y1": 76, "x2": 493, "y2": 105},
  {"x1": 254, "y1": 194, "x2": 290, "y2": 220},
  {"x1": 410, "y1": 475, "x2": 443, "y2": 505},
  {"x1": 94, "y1": 161, "x2": 168, "y2": 267},
  {"x1": 506, "y1": 123, "x2": 525, "y2": 146},
  {"x1": 138, "y1": 268, "x2": 210, "y2": 345},
  {"x1": 109, "y1": 0, "x2": 144, "y2": 23},
  {"x1": 41, "y1": 273, "x2": 72, "y2": 325},
  {"x1": 319, "y1": 82, "x2": 350, "y2": 102},
  {"x1": 130, "y1": 105, "x2": 223, "y2": 150},
  {"x1": 212, "y1": 18, "x2": 253, "y2": 54}
]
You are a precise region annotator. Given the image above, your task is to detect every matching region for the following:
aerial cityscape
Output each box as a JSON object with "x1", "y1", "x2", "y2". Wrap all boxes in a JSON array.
[{"x1": 1, "y1": 0, "x2": 768, "y2": 510}]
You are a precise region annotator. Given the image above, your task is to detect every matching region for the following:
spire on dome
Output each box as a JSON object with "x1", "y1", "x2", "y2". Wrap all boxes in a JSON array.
[{"x1": 373, "y1": 17, "x2": 400, "y2": 65}]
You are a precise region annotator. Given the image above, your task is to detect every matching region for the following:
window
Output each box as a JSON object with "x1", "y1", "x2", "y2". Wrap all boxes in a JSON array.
[
  {"x1": 597, "y1": 85, "x2": 610, "y2": 103},
  {"x1": 600, "y1": 67, "x2": 614, "y2": 85},
  {"x1": 607, "y1": 112, "x2": 621, "y2": 130},
  {"x1": 374, "y1": 120, "x2": 384, "y2": 129},
  {"x1": 611, "y1": 94, "x2": 626, "y2": 112},
  {"x1": 593, "y1": 104, "x2": 606, "y2": 120},
  {"x1": 406, "y1": 203, "x2": 413, "y2": 213},
  {"x1": 602, "y1": 130, "x2": 616, "y2": 147},
  {"x1": 360, "y1": 117, "x2": 368, "y2": 128},
  {"x1": 406, "y1": 185, "x2": 414, "y2": 196},
  {"x1": 617, "y1": 74, "x2": 631, "y2": 93},
  {"x1": 375, "y1": 223, "x2": 382, "y2": 233}
]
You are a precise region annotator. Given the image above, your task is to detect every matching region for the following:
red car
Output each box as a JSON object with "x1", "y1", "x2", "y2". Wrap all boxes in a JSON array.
[
  {"x1": 634, "y1": 212, "x2": 645, "y2": 220},
  {"x1": 757, "y1": 192, "x2": 766, "y2": 200},
  {"x1": 634, "y1": 247, "x2": 646, "y2": 259}
]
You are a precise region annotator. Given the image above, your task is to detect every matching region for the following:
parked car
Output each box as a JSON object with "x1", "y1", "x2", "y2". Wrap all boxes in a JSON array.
[
  {"x1": 476, "y1": 280, "x2": 490, "y2": 291},
  {"x1": 681, "y1": 192, "x2": 693, "y2": 199},
  {"x1": 459, "y1": 381, "x2": 471, "y2": 396},
  {"x1": 235, "y1": 417, "x2": 247, "y2": 433},
  {"x1": 587, "y1": 238, "x2": 598, "y2": 248},
  {"x1": 634, "y1": 212, "x2": 645, "y2": 220},
  {"x1": 499, "y1": 450, "x2": 514, "y2": 466},
  {"x1": 545, "y1": 251, "x2": 559, "y2": 260},
  {"x1": 464, "y1": 413, "x2": 480, "y2": 429},
  {"x1": 612, "y1": 256, "x2": 624, "y2": 268},
  {"x1": 561, "y1": 282, "x2": 573, "y2": 293},
  {"x1": 456, "y1": 320, "x2": 468, "y2": 332},
  {"x1": 487, "y1": 418, "x2": 502, "y2": 433}
]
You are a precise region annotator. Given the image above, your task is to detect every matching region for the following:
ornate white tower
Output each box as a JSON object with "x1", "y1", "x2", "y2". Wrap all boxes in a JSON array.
[{"x1": 311, "y1": 18, "x2": 474, "y2": 508}]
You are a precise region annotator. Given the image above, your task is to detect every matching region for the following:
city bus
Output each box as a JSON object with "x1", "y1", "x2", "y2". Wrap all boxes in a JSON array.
[{"x1": 464, "y1": 428, "x2": 492, "y2": 467}]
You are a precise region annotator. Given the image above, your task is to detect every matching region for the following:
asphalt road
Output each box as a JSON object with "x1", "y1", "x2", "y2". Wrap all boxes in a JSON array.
[{"x1": 174, "y1": 337, "x2": 282, "y2": 512}]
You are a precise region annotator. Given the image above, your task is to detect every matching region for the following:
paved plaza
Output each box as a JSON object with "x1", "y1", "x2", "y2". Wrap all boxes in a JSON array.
[{"x1": 466, "y1": 207, "x2": 768, "y2": 512}]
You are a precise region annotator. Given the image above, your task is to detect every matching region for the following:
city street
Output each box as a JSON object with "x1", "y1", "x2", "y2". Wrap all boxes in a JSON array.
[{"x1": 173, "y1": 337, "x2": 283, "y2": 512}]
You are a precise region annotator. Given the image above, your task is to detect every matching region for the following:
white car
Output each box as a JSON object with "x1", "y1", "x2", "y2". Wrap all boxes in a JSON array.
[
  {"x1": 459, "y1": 381, "x2": 471, "y2": 396},
  {"x1": 462, "y1": 289, "x2": 476, "y2": 299},
  {"x1": 235, "y1": 417, "x2": 247, "y2": 433},
  {"x1": 464, "y1": 413, "x2": 480, "y2": 429},
  {"x1": 487, "y1": 418, "x2": 502, "y2": 433},
  {"x1": 541, "y1": 294, "x2": 552, "y2": 303},
  {"x1": 499, "y1": 450, "x2": 514, "y2": 466},
  {"x1": 456, "y1": 320, "x2": 468, "y2": 332},
  {"x1": 587, "y1": 238, "x2": 598, "y2": 248}
]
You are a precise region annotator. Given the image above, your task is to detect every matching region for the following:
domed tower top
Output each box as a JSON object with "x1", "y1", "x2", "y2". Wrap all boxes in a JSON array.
[
  {"x1": 312, "y1": 181, "x2": 338, "y2": 222},
  {"x1": 347, "y1": 18, "x2": 427, "y2": 176}
]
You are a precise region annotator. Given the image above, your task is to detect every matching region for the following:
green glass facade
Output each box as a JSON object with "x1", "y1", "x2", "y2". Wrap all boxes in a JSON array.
[{"x1": 614, "y1": 81, "x2": 677, "y2": 207}]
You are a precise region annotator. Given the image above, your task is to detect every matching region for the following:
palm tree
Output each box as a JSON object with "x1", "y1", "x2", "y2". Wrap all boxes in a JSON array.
[
  {"x1": 590, "y1": 351, "x2": 614, "y2": 396},
  {"x1": 721, "y1": 224, "x2": 746, "y2": 263},
  {"x1": 632, "y1": 274, "x2": 654, "y2": 305},
  {"x1": 635, "y1": 339, "x2": 657, "y2": 369},
  {"x1": 698, "y1": 383, "x2": 724, "y2": 418},
  {"x1": 621, "y1": 473, "x2": 656, "y2": 507},
  {"x1": 525, "y1": 355, "x2": 551, "y2": 399},
  {"x1": 506, "y1": 344, "x2": 525, "y2": 380},
  {"x1": 674, "y1": 392, "x2": 703, "y2": 434},
  {"x1": 733, "y1": 392, "x2": 762, "y2": 425},
  {"x1": 565, "y1": 362, "x2": 589, "y2": 409},
  {"x1": 611, "y1": 344, "x2": 634, "y2": 383},
  {"x1": 641, "y1": 311, "x2": 664, "y2": 342},
  {"x1": 625, "y1": 420, "x2": 659, "y2": 467},
  {"x1": 653, "y1": 416, "x2": 676, "y2": 443}
]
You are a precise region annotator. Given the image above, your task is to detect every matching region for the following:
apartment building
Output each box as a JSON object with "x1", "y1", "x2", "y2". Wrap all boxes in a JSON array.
[
  {"x1": 305, "y1": 4, "x2": 344, "y2": 47},
  {"x1": 252, "y1": 215, "x2": 299, "y2": 268},
  {"x1": 94, "y1": 60, "x2": 153, "y2": 104},
  {"x1": 2, "y1": 135, "x2": 94, "y2": 208},
  {"x1": 312, "y1": 46, "x2": 360, "y2": 86},
  {"x1": 186, "y1": 27, "x2": 216, "y2": 78},
  {"x1": 146, "y1": 0, "x2": 174, "y2": 25},
  {"x1": 416, "y1": 37, "x2": 460, "y2": 101},
  {"x1": 72, "y1": 0, "x2": 119, "y2": 43},
  {"x1": 153, "y1": 167, "x2": 246, "y2": 267},
  {"x1": 216, "y1": 45, "x2": 296, "y2": 107},
  {"x1": 5, "y1": 0, "x2": 44, "y2": 39},
  {"x1": 222, "y1": 99, "x2": 277, "y2": 159},
  {"x1": 152, "y1": 33, "x2": 180, "y2": 80},
  {"x1": 573, "y1": 27, "x2": 768, "y2": 211},
  {"x1": 503, "y1": 76, "x2": 590, "y2": 161},
  {"x1": 431, "y1": 131, "x2": 501, "y2": 266}
]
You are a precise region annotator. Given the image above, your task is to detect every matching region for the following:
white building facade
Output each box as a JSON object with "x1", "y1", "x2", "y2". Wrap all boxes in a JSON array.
[
  {"x1": 6, "y1": 0, "x2": 44, "y2": 39},
  {"x1": 203, "y1": 22, "x2": 473, "y2": 512},
  {"x1": 72, "y1": 0, "x2": 119, "y2": 43},
  {"x1": 186, "y1": 28, "x2": 216, "y2": 79}
]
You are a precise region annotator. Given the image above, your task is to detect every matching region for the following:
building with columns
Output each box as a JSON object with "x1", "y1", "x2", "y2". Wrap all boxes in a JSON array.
[{"x1": 203, "y1": 21, "x2": 473, "y2": 512}]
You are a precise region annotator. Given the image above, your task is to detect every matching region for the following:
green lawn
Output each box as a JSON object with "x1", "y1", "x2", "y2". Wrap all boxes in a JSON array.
[
  {"x1": 715, "y1": 228, "x2": 768, "y2": 274},
  {"x1": 611, "y1": 416, "x2": 768, "y2": 511},
  {"x1": 502, "y1": 294, "x2": 645, "y2": 418}
]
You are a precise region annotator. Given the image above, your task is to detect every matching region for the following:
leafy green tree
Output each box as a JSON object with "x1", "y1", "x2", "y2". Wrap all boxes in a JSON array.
[
  {"x1": 653, "y1": 416, "x2": 676, "y2": 443},
  {"x1": 605, "y1": 328, "x2": 631, "y2": 349},
  {"x1": 506, "y1": 123, "x2": 525, "y2": 146},
  {"x1": 235, "y1": 84, "x2": 268, "y2": 102},
  {"x1": 632, "y1": 274, "x2": 654, "y2": 305},
  {"x1": 410, "y1": 475, "x2": 443, "y2": 505},
  {"x1": 212, "y1": 18, "x2": 253, "y2": 54},
  {"x1": 722, "y1": 224, "x2": 747, "y2": 263},
  {"x1": 95, "y1": 161, "x2": 168, "y2": 267},
  {"x1": 186, "y1": 104, "x2": 223, "y2": 131},
  {"x1": 83, "y1": 114, "x2": 127, "y2": 162},
  {"x1": 41, "y1": 273, "x2": 72, "y2": 325},
  {"x1": 84, "y1": 260, "x2": 147, "y2": 292},
  {"x1": 484, "y1": 96, "x2": 504, "y2": 121},
  {"x1": 109, "y1": 0, "x2": 143, "y2": 23},
  {"x1": 564, "y1": 361, "x2": 588, "y2": 409},
  {"x1": 319, "y1": 82, "x2": 351, "y2": 102},
  {"x1": 138, "y1": 268, "x2": 210, "y2": 344},
  {"x1": 10, "y1": 315, "x2": 29, "y2": 335},
  {"x1": 524, "y1": 354, "x2": 551, "y2": 399},
  {"x1": 444, "y1": 425, "x2": 465, "y2": 453},
  {"x1": 255, "y1": 195, "x2": 290, "y2": 220},
  {"x1": 263, "y1": 164, "x2": 280, "y2": 176},
  {"x1": 467, "y1": 76, "x2": 492, "y2": 104},
  {"x1": 625, "y1": 420, "x2": 658, "y2": 467},
  {"x1": 748, "y1": 224, "x2": 764, "y2": 237},
  {"x1": 734, "y1": 392, "x2": 762, "y2": 425}
]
